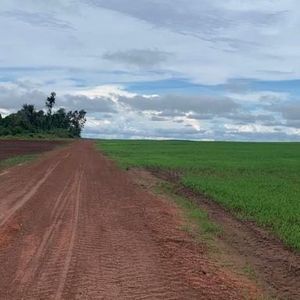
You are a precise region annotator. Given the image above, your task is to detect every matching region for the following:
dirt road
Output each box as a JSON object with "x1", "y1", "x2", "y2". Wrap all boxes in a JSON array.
[{"x1": 0, "y1": 141, "x2": 258, "y2": 299}]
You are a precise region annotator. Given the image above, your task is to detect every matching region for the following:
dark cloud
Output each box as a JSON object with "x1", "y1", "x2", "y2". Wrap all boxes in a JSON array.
[
  {"x1": 0, "y1": 83, "x2": 117, "y2": 114},
  {"x1": 267, "y1": 102, "x2": 300, "y2": 121},
  {"x1": 150, "y1": 115, "x2": 168, "y2": 121},
  {"x1": 225, "y1": 113, "x2": 276, "y2": 124},
  {"x1": 103, "y1": 49, "x2": 172, "y2": 68},
  {"x1": 284, "y1": 120, "x2": 300, "y2": 128},
  {"x1": 86, "y1": 0, "x2": 230, "y2": 37},
  {"x1": 186, "y1": 112, "x2": 222, "y2": 120},
  {"x1": 119, "y1": 94, "x2": 239, "y2": 116},
  {"x1": 157, "y1": 110, "x2": 186, "y2": 118},
  {"x1": 0, "y1": 86, "x2": 46, "y2": 110},
  {"x1": 280, "y1": 104, "x2": 300, "y2": 121},
  {"x1": 0, "y1": 9, "x2": 74, "y2": 30},
  {"x1": 86, "y1": 0, "x2": 285, "y2": 50}
]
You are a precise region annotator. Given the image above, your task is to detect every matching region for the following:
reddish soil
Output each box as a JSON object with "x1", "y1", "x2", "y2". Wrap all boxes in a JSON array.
[
  {"x1": 0, "y1": 140, "x2": 260, "y2": 299},
  {"x1": 149, "y1": 169, "x2": 300, "y2": 300},
  {"x1": 0, "y1": 140, "x2": 66, "y2": 161}
]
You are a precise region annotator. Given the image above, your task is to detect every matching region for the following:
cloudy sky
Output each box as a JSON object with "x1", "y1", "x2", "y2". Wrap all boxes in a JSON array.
[{"x1": 1, "y1": 0, "x2": 300, "y2": 140}]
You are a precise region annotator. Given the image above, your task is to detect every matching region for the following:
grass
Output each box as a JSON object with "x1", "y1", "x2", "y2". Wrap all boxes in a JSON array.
[
  {"x1": 154, "y1": 181, "x2": 221, "y2": 241},
  {"x1": 242, "y1": 263, "x2": 257, "y2": 281},
  {"x1": 97, "y1": 140, "x2": 300, "y2": 251},
  {"x1": 0, "y1": 154, "x2": 37, "y2": 170}
]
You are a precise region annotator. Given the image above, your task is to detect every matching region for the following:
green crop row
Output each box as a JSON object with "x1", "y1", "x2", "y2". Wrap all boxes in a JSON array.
[{"x1": 98, "y1": 140, "x2": 300, "y2": 251}]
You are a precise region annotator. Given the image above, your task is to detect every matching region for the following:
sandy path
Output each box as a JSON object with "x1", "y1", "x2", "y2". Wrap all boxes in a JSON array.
[{"x1": 0, "y1": 141, "x2": 258, "y2": 299}]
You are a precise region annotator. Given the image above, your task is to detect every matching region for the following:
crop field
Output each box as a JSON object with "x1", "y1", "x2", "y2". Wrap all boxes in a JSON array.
[
  {"x1": 0, "y1": 140, "x2": 67, "y2": 171},
  {"x1": 99, "y1": 140, "x2": 300, "y2": 251},
  {"x1": 0, "y1": 140, "x2": 66, "y2": 162}
]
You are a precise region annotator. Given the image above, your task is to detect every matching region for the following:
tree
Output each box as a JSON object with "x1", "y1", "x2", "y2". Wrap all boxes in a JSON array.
[
  {"x1": 0, "y1": 91, "x2": 87, "y2": 138},
  {"x1": 45, "y1": 92, "x2": 56, "y2": 115},
  {"x1": 36, "y1": 110, "x2": 46, "y2": 130},
  {"x1": 20, "y1": 104, "x2": 36, "y2": 126},
  {"x1": 69, "y1": 109, "x2": 87, "y2": 137}
]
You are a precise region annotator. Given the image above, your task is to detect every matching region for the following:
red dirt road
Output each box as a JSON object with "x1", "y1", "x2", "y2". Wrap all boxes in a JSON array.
[{"x1": 0, "y1": 141, "x2": 258, "y2": 299}]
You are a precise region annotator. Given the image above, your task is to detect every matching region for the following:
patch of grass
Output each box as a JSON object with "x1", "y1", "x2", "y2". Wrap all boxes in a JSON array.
[
  {"x1": 98, "y1": 140, "x2": 300, "y2": 251},
  {"x1": 0, "y1": 154, "x2": 37, "y2": 170},
  {"x1": 242, "y1": 263, "x2": 257, "y2": 281},
  {"x1": 154, "y1": 181, "x2": 221, "y2": 240}
]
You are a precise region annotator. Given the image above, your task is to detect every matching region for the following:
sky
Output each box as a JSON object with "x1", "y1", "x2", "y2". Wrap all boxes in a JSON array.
[{"x1": 1, "y1": 0, "x2": 300, "y2": 141}]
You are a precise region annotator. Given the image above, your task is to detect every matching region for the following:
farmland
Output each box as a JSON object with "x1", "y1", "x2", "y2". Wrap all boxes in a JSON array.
[
  {"x1": 0, "y1": 140, "x2": 66, "y2": 161},
  {"x1": 0, "y1": 140, "x2": 66, "y2": 168},
  {"x1": 99, "y1": 140, "x2": 300, "y2": 251}
]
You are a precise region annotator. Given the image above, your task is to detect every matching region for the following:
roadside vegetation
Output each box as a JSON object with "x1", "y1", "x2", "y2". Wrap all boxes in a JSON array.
[
  {"x1": 155, "y1": 181, "x2": 221, "y2": 241},
  {"x1": 98, "y1": 140, "x2": 300, "y2": 251},
  {"x1": 0, "y1": 92, "x2": 86, "y2": 138}
]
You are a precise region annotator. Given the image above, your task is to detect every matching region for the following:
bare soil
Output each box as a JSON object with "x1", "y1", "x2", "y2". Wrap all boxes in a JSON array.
[
  {"x1": 0, "y1": 140, "x2": 66, "y2": 162},
  {"x1": 0, "y1": 140, "x2": 260, "y2": 299},
  {"x1": 146, "y1": 168, "x2": 300, "y2": 300}
]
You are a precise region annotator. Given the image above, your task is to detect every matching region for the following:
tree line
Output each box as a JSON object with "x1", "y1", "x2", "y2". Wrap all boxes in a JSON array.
[{"x1": 0, "y1": 92, "x2": 86, "y2": 138}]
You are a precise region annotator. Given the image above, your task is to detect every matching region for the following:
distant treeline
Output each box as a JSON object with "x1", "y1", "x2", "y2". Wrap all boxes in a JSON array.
[{"x1": 0, "y1": 92, "x2": 86, "y2": 138}]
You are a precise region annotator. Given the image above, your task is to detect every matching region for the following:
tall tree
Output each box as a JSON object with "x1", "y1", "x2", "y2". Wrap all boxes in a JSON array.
[
  {"x1": 21, "y1": 104, "x2": 36, "y2": 125},
  {"x1": 45, "y1": 92, "x2": 56, "y2": 115},
  {"x1": 69, "y1": 109, "x2": 87, "y2": 137}
]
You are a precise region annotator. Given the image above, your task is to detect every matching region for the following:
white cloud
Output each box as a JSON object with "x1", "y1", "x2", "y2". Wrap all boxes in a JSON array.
[
  {"x1": 73, "y1": 85, "x2": 136, "y2": 100},
  {"x1": 1, "y1": 0, "x2": 300, "y2": 85},
  {"x1": 1, "y1": 80, "x2": 300, "y2": 140},
  {"x1": 1, "y1": 1, "x2": 300, "y2": 140}
]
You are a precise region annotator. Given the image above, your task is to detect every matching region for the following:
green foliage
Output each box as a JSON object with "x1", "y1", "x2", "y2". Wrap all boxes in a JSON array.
[
  {"x1": 0, "y1": 92, "x2": 86, "y2": 138},
  {"x1": 156, "y1": 181, "x2": 221, "y2": 240},
  {"x1": 98, "y1": 140, "x2": 300, "y2": 250},
  {"x1": 45, "y1": 92, "x2": 56, "y2": 115}
]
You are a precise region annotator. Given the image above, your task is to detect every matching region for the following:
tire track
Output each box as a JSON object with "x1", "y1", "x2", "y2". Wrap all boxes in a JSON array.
[
  {"x1": 12, "y1": 172, "x2": 76, "y2": 289},
  {"x1": 0, "y1": 161, "x2": 61, "y2": 227},
  {"x1": 0, "y1": 170, "x2": 9, "y2": 177},
  {"x1": 21, "y1": 170, "x2": 83, "y2": 299},
  {"x1": 54, "y1": 170, "x2": 83, "y2": 300}
]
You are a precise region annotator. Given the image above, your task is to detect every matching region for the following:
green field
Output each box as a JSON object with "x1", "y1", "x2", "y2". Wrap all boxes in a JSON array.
[{"x1": 98, "y1": 140, "x2": 300, "y2": 251}]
